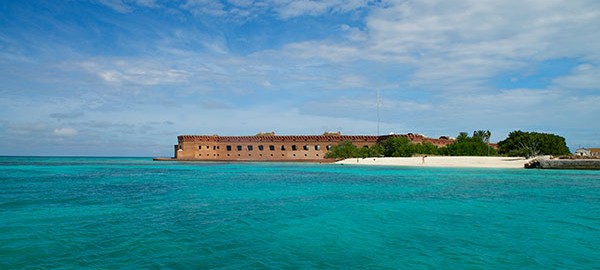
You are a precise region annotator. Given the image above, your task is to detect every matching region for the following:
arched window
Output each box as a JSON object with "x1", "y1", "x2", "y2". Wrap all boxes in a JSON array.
[
  {"x1": 315, "y1": 145, "x2": 321, "y2": 150},
  {"x1": 281, "y1": 145, "x2": 286, "y2": 151},
  {"x1": 326, "y1": 145, "x2": 332, "y2": 150},
  {"x1": 226, "y1": 145, "x2": 232, "y2": 151},
  {"x1": 258, "y1": 145, "x2": 264, "y2": 151},
  {"x1": 237, "y1": 145, "x2": 242, "y2": 151},
  {"x1": 303, "y1": 145, "x2": 309, "y2": 151},
  {"x1": 247, "y1": 145, "x2": 253, "y2": 151},
  {"x1": 269, "y1": 145, "x2": 275, "y2": 151},
  {"x1": 292, "y1": 145, "x2": 297, "y2": 151}
]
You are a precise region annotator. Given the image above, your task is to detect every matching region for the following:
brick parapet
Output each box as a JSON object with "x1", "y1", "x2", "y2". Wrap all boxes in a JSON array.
[{"x1": 178, "y1": 135, "x2": 380, "y2": 143}]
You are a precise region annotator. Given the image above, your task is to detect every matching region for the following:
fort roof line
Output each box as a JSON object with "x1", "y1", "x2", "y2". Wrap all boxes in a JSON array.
[
  {"x1": 177, "y1": 134, "x2": 381, "y2": 143},
  {"x1": 177, "y1": 133, "x2": 451, "y2": 143}
]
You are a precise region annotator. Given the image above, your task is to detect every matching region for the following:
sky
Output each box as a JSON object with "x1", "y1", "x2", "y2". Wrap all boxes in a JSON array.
[{"x1": 1, "y1": 0, "x2": 599, "y2": 157}]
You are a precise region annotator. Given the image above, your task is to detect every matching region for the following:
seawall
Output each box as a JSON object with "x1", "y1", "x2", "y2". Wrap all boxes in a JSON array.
[{"x1": 526, "y1": 159, "x2": 600, "y2": 170}]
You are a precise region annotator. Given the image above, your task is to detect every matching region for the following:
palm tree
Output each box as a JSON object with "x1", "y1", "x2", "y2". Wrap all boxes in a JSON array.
[{"x1": 474, "y1": 130, "x2": 492, "y2": 156}]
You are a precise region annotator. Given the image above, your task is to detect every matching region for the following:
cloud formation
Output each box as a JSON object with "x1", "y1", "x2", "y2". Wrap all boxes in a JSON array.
[
  {"x1": 78, "y1": 59, "x2": 189, "y2": 86},
  {"x1": 53, "y1": 127, "x2": 78, "y2": 137},
  {"x1": 1, "y1": 0, "x2": 599, "y2": 156}
]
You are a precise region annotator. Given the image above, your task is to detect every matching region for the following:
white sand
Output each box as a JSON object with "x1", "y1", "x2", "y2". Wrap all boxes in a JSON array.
[{"x1": 336, "y1": 156, "x2": 534, "y2": 169}]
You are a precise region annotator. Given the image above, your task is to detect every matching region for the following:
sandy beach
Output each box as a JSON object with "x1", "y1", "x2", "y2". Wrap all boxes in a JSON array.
[{"x1": 336, "y1": 156, "x2": 534, "y2": 169}]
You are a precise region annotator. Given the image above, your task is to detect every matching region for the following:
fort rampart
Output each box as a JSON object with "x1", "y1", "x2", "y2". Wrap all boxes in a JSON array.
[{"x1": 173, "y1": 133, "x2": 455, "y2": 161}]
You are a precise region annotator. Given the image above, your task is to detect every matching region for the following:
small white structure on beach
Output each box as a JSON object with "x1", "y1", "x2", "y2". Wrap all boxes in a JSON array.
[{"x1": 575, "y1": 148, "x2": 600, "y2": 157}]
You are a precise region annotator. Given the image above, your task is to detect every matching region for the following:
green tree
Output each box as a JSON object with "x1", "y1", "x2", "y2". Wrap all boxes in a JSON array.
[
  {"x1": 440, "y1": 131, "x2": 498, "y2": 156},
  {"x1": 473, "y1": 130, "x2": 491, "y2": 142},
  {"x1": 497, "y1": 130, "x2": 570, "y2": 157},
  {"x1": 325, "y1": 141, "x2": 382, "y2": 159},
  {"x1": 411, "y1": 141, "x2": 439, "y2": 155},
  {"x1": 364, "y1": 143, "x2": 384, "y2": 157},
  {"x1": 325, "y1": 137, "x2": 440, "y2": 159},
  {"x1": 380, "y1": 136, "x2": 413, "y2": 157},
  {"x1": 324, "y1": 141, "x2": 359, "y2": 159},
  {"x1": 473, "y1": 130, "x2": 492, "y2": 156},
  {"x1": 379, "y1": 136, "x2": 439, "y2": 157}
]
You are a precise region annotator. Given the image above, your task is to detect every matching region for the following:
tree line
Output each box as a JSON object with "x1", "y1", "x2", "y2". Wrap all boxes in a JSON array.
[{"x1": 325, "y1": 130, "x2": 570, "y2": 159}]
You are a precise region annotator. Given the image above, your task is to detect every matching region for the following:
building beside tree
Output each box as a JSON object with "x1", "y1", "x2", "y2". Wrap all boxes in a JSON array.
[{"x1": 170, "y1": 132, "x2": 455, "y2": 161}]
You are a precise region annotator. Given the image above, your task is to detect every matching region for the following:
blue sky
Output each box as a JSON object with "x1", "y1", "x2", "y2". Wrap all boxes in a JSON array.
[{"x1": 1, "y1": 0, "x2": 599, "y2": 156}]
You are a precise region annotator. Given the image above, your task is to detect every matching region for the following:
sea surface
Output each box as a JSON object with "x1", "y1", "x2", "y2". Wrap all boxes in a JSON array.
[{"x1": 1, "y1": 157, "x2": 599, "y2": 269}]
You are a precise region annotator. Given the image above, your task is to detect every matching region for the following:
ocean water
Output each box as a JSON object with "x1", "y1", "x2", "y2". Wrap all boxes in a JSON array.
[{"x1": 0, "y1": 157, "x2": 599, "y2": 269}]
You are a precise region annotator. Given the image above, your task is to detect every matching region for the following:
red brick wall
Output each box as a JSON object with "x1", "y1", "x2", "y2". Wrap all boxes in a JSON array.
[{"x1": 175, "y1": 134, "x2": 455, "y2": 161}]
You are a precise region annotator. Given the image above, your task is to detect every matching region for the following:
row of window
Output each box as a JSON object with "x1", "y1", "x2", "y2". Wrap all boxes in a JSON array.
[
  {"x1": 198, "y1": 144, "x2": 331, "y2": 151},
  {"x1": 200, "y1": 145, "x2": 221, "y2": 150},
  {"x1": 199, "y1": 153, "x2": 321, "y2": 157}
]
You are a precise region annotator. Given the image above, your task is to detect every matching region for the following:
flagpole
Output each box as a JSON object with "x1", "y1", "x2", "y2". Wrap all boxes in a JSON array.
[{"x1": 376, "y1": 89, "x2": 380, "y2": 136}]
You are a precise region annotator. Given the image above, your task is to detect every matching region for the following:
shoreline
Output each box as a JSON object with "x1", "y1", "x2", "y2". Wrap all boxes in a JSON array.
[
  {"x1": 153, "y1": 157, "x2": 336, "y2": 163},
  {"x1": 336, "y1": 156, "x2": 534, "y2": 169}
]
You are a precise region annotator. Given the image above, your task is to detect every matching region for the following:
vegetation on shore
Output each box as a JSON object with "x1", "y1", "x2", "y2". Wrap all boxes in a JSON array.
[
  {"x1": 325, "y1": 130, "x2": 569, "y2": 159},
  {"x1": 497, "y1": 130, "x2": 570, "y2": 157}
]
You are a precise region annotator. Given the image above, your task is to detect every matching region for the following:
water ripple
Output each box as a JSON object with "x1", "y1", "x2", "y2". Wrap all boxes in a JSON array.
[{"x1": 0, "y1": 158, "x2": 598, "y2": 269}]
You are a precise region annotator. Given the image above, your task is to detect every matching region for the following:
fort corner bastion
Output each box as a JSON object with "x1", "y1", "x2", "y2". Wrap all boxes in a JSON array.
[{"x1": 162, "y1": 132, "x2": 455, "y2": 162}]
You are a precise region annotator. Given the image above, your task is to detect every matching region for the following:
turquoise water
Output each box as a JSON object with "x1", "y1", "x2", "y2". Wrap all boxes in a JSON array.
[{"x1": 1, "y1": 157, "x2": 599, "y2": 269}]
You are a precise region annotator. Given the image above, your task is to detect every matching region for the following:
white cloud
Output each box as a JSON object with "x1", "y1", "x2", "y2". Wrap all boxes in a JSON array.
[
  {"x1": 177, "y1": 0, "x2": 373, "y2": 20},
  {"x1": 78, "y1": 59, "x2": 189, "y2": 86},
  {"x1": 340, "y1": 24, "x2": 368, "y2": 42},
  {"x1": 3, "y1": 0, "x2": 600, "y2": 155},
  {"x1": 7, "y1": 122, "x2": 47, "y2": 135},
  {"x1": 53, "y1": 127, "x2": 78, "y2": 137},
  {"x1": 133, "y1": 0, "x2": 158, "y2": 8},
  {"x1": 336, "y1": 74, "x2": 368, "y2": 89},
  {"x1": 281, "y1": 41, "x2": 360, "y2": 62},
  {"x1": 274, "y1": 0, "x2": 370, "y2": 19},
  {"x1": 181, "y1": 0, "x2": 226, "y2": 16},
  {"x1": 96, "y1": 0, "x2": 133, "y2": 13},
  {"x1": 261, "y1": 80, "x2": 272, "y2": 88},
  {"x1": 329, "y1": 0, "x2": 599, "y2": 94},
  {"x1": 96, "y1": 0, "x2": 158, "y2": 12},
  {"x1": 553, "y1": 64, "x2": 600, "y2": 91},
  {"x1": 247, "y1": 1, "x2": 600, "y2": 98},
  {"x1": 260, "y1": 0, "x2": 596, "y2": 93},
  {"x1": 227, "y1": 0, "x2": 253, "y2": 7}
]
